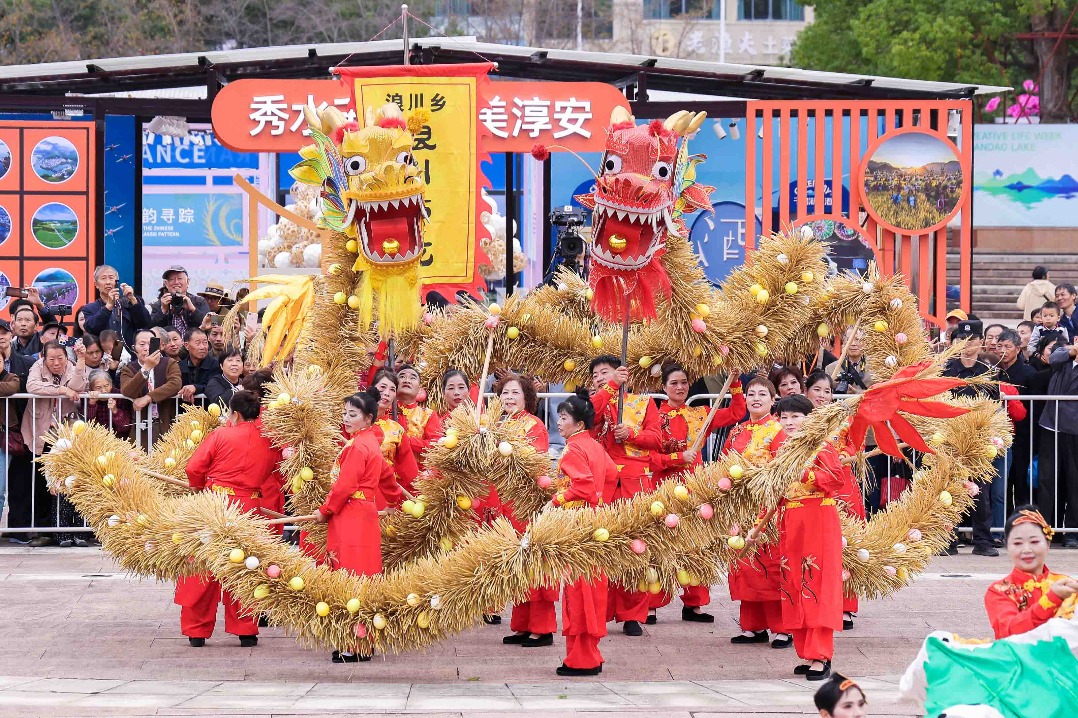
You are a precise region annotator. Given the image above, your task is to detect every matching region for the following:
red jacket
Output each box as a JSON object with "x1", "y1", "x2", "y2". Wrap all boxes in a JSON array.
[
  {"x1": 398, "y1": 401, "x2": 443, "y2": 467},
  {"x1": 552, "y1": 431, "x2": 616, "y2": 508},
  {"x1": 589, "y1": 381, "x2": 662, "y2": 472},
  {"x1": 652, "y1": 383, "x2": 746, "y2": 479},
  {"x1": 985, "y1": 566, "x2": 1069, "y2": 639},
  {"x1": 186, "y1": 419, "x2": 278, "y2": 499}
]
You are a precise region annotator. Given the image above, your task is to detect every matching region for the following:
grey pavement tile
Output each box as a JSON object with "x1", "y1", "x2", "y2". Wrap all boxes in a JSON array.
[
  {"x1": 516, "y1": 692, "x2": 634, "y2": 710},
  {"x1": 288, "y1": 694, "x2": 410, "y2": 711},
  {"x1": 409, "y1": 682, "x2": 513, "y2": 696},
  {"x1": 69, "y1": 693, "x2": 191, "y2": 709},
  {"x1": 175, "y1": 694, "x2": 301, "y2": 711},
  {"x1": 603, "y1": 680, "x2": 715, "y2": 695},
  {"x1": 0, "y1": 691, "x2": 80, "y2": 707},
  {"x1": 305, "y1": 683, "x2": 412, "y2": 697},
  {"x1": 508, "y1": 681, "x2": 620, "y2": 696},
  {"x1": 104, "y1": 679, "x2": 222, "y2": 695},
  {"x1": 15, "y1": 678, "x2": 127, "y2": 694},
  {"x1": 407, "y1": 695, "x2": 523, "y2": 710},
  {"x1": 202, "y1": 681, "x2": 315, "y2": 698}
]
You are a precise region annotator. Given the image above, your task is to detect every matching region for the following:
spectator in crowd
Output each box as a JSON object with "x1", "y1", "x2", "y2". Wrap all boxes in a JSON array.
[
  {"x1": 1029, "y1": 302, "x2": 1069, "y2": 348},
  {"x1": 82, "y1": 265, "x2": 152, "y2": 349},
  {"x1": 997, "y1": 329, "x2": 1037, "y2": 519},
  {"x1": 1036, "y1": 340, "x2": 1078, "y2": 548},
  {"x1": 1017, "y1": 320, "x2": 1035, "y2": 354},
  {"x1": 22, "y1": 342, "x2": 87, "y2": 547},
  {"x1": 84, "y1": 369, "x2": 134, "y2": 441},
  {"x1": 984, "y1": 324, "x2": 1005, "y2": 362},
  {"x1": 207, "y1": 322, "x2": 227, "y2": 359},
  {"x1": 38, "y1": 321, "x2": 64, "y2": 347},
  {"x1": 178, "y1": 328, "x2": 220, "y2": 403},
  {"x1": 97, "y1": 330, "x2": 128, "y2": 373},
  {"x1": 11, "y1": 304, "x2": 44, "y2": 358},
  {"x1": 120, "y1": 329, "x2": 182, "y2": 448},
  {"x1": 1016, "y1": 266, "x2": 1056, "y2": 319},
  {"x1": 162, "y1": 325, "x2": 184, "y2": 361},
  {"x1": 149, "y1": 266, "x2": 210, "y2": 338},
  {"x1": 942, "y1": 320, "x2": 1000, "y2": 556},
  {"x1": 1027, "y1": 332, "x2": 1066, "y2": 489},
  {"x1": 72, "y1": 305, "x2": 91, "y2": 340},
  {"x1": 1057, "y1": 283, "x2": 1077, "y2": 334},
  {"x1": 768, "y1": 365, "x2": 805, "y2": 398},
  {"x1": 72, "y1": 333, "x2": 110, "y2": 385},
  {"x1": 198, "y1": 283, "x2": 228, "y2": 314},
  {"x1": 826, "y1": 329, "x2": 872, "y2": 396},
  {"x1": 945, "y1": 309, "x2": 968, "y2": 337},
  {"x1": 0, "y1": 319, "x2": 35, "y2": 542},
  {"x1": 204, "y1": 347, "x2": 244, "y2": 409}
]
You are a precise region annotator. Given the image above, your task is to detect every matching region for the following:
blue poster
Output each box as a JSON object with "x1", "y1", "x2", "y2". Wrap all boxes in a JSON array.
[
  {"x1": 143, "y1": 132, "x2": 258, "y2": 171},
  {"x1": 142, "y1": 193, "x2": 243, "y2": 247},
  {"x1": 691, "y1": 201, "x2": 762, "y2": 285}
]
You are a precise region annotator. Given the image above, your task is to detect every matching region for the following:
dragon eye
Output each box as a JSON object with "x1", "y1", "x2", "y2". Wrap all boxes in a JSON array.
[
  {"x1": 344, "y1": 156, "x2": 367, "y2": 175},
  {"x1": 602, "y1": 154, "x2": 622, "y2": 175},
  {"x1": 396, "y1": 151, "x2": 417, "y2": 166},
  {"x1": 652, "y1": 161, "x2": 671, "y2": 180}
]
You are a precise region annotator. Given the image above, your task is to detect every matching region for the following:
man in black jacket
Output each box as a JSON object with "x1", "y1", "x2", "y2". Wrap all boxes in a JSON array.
[
  {"x1": 996, "y1": 329, "x2": 1037, "y2": 519},
  {"x1": 0, "y1": 318, "x2": 38, "y2": 541},
  {"x1": 942, "y1": 320, "x2": 1000, "y2": 557},
  {"x1": 178, "y1": 328, "x2": 220, "y2": 403},
  {"x1": 149, "y1": 266, "x2": 209, "y2": 338},
  {"x1": 1038, "y1": 341, "x2": 1078, "y2": 547},
  {"x1": 82, "y1": 264, "x2": 152, "y2": 349}
]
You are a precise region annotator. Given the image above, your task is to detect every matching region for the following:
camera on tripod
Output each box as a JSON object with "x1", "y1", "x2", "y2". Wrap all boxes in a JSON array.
[{"x1": 547, "y1": 206, "x2": 589, "y2": 282}]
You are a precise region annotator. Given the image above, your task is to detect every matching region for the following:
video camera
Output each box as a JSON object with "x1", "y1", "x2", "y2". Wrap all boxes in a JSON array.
[
  {"x1": 546, "y1": 206, "x2": 589, "y2": 283},
  {"x1": 48, "y1": 304, "x2": 73, "y2": 317}
]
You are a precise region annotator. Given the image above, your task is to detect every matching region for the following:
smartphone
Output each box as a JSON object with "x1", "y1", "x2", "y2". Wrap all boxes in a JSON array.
[
  {"x1": 111, "y1": 342, "x2": 124, "y2": 362},
  {"x1": 148, "y1": 337, "x2": 161, "y2": 355},
  {"x1": 3, "y1": 287, "x2": 27, "y2": 299},
  {"x1": 209, "y1": 313, "x2": 222, "y2": 326}
]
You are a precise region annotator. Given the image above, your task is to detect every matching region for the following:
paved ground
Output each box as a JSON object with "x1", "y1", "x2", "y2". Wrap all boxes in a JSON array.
[{"x1": 1, "y1": 545, "x2": 1075, "y2": 717}]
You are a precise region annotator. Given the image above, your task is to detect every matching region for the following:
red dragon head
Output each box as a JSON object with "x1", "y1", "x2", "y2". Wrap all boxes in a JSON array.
[{"x1": 576, "y1": 108, "x2": 714, "y2": 321}]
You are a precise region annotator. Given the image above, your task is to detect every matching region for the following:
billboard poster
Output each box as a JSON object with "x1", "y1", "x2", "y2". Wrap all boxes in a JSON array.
[
  {"x1": 0, "y1": 121, "x2": 95, "y2": 320},
  {"x1": 973, "y1": 123, "x2": 1078, "y2": 227}
]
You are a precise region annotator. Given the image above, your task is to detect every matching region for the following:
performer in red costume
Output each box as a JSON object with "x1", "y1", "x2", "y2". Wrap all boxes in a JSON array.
[
  {"x1": 986, "y1": 505, "x2": 1077, "y2": 639},
  {"x1": 495, "y1": 373, "x2": 558, "y2": 648},
  {"x1": 725, "y1": 377, "x2": 790, "y2": 649},
  {"x1": 438, "y1": 369, "x2": 476, "y2": 421},
  {"x1": 550, "y1": 389, "x2": 617, "y2": 676},
  {"x1": 588, "y1": 355, "x2": 662, "y2": 637},
  {"x1": 649, "y1": 363, "x2": 745, "y2": 624},
  {"x1": 396, "y1": 364, "x2": 442, "y2": 468},
  {"x1": 371, "y1": 369, "x2": 420, "y2": 495},
  {"x1": 774, "y1": 395, "x2": 844, "y2": 681},
  {"x1": 240, "y1": 369, "x2": 286, "y2": 537},
  {"x1": 314, "y1": 387, "x2": 395, "y2": 663},
  {"x1": 175, "y1": 391, "x2": 278, "y2": 647}
]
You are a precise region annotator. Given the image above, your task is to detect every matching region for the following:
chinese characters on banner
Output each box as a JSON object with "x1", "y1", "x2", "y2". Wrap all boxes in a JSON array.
[{"x1": 337, "y1": 64, "x2": 494, "y2": 294}]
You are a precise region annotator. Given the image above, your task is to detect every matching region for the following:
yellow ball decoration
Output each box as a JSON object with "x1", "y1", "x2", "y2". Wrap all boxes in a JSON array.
[
  {"x1": 416, "y1": 610, "x2": 432, "y2": 629},
  {"x1": 190, "y1": 429, "x2": 203, "y2": 442},
  {"x1": 637, "y1": 580, "x2": 648, "y2": 593},
  {"x1": 939, "y1": 491, "x2": 953, "y2": 506},
  {"x1": 289, "y1": 576, "x2": 305, "y2": 591},
  {"x1": 930, "y1": 432, "x2": 944, "y2": 444},
  {"x1": 291, "y1": 477, "x2": 304, "y2": 494},
  {"x1": 487, "y1": 303, "x2": 502, "y2": 316},
  {"x1": 347, "y1": 295, "x2": 362, "y2": 310},
  {"x1": 755, "y1": 289, "x2": 770, "y2": 304},
  {"x1": 229, "y1": 548, "x2": 246, "y2": 564},
  {"x1": 406, "y1": 593, "x2": 421, "y2": 607},
  {"x1": 506, "y1": 326, "x2": 520, "y2": 340},
  {"x1": 784, "y1": 281, "x2": 798, "y2": 295},
  {"x1": 649, "y1": 501, "x2": 665, "y2": 517},
  {"x1": 207, "y1": 404, "x2": 221, "y2": 418},
  {"x1": 692, "y1": 345, "x2": 703, "y2": 358},
  {"x1": 645, "y1": 567, "x2": 659, "y2": 583},
  {"x1": 801, "y1": 271, "x2": 815, "y2": 283},
  {"x1": 278, "y1": 392, "x2": 291, "y2": 404},
  {"x1": 897, "y1": 567, "x2": 910, "y2": 581},
  {"x1": 749, "y1": 283, "x2": 763, "y2": 296},
  {"x1": 639, "y1": 355, "x2": 653, "y2": 368},
  {"x1": 585, "y1": 288, "x2": 594, "y2": 300},
  {"x1": 873, "y1": 320, "x2": 889, "y2": 332},
  {"x1": 402, "y1": 499, "x2": 416, "y2": 516},
  {"x1": 372, "y1": 613, "x2": 387, "y2": 630},
  {"x1": 755, "y1": 342, "x2": 769, "y2": 357},
  {"x1": 96, "y1": 455, "x2": 108, "y2": 468},
  {"x1": 346, "y1": 598, "x2": 361, "y2": 613},
  {"x1": 102, "y1": 474, "x2": 115, "y2": 487},
  {"x1": 411, "y1": 501, "x2": 426, "y2": 518},
  {"x1": 647, "y1": 581, "x2": 663, "y2": 595},
  {"x1": 439, "y1": 537, "x2": 454, "y2": 552},
  {"x1": 345, "y1": 239, "x2": 358, "y2": 253},
  {"x1": 673, "y1": 485, "x2": 690, "y2": 500},
  {"x1": 72, "y1": 420, "x2": 87, "y2": 435},
  {"x1": 986, "y1": 445, "x2": 999, "y2": 459},
  {"x1": 164, "y1": 457, "x2": 177, "y2": 469},
  {"x1": 728, "y1": 464, "x2": 745, "y2": 479},
  {"x1": 185, "y1": 439, "x2": 195, "y2": 449},
  {"x1": 696, "y1": 303, "x2": 710, "y2": 317},
  {"x1": 563, "y1": 359, "x2": 576, "y2": 371},
  {"x1": 135, "y1": 514, "x2": 149, "y2": 526},
  {"x1": 253, "y1": 584, "x2": 270, "y2": 600},
  {"x1": 299, "y1": 467, "x2": 314, "y2": 482},
  {"x1": 171, "y1": 532, "x2": 183, "y2": 544},
  {"x1": 442, "y1": 435, "x2": 458, "y2": 449},
  {"x1": 592, "y1": 528, "x2": 610, "y2": 542},
  {"x1": 328, "y1": 263, "x2": 342, "y2": 275},
  {"x1": 817, "y1": 323, "x2": 831, "y2": 338},
  {"x1": 728, "y1": 535, "x2": 746, "y2": 550},
  {"x1": 455, "y1": 495, "x2": 472, "y2": 510},
  {"x1": 591, "y1": 335, "x2": 603, "y2": 349},
  {"x1": 676, "y1": 569, "x2": 691, "y2": 586},
  {"x1": 316, "y1": 602, "x2": 330, "y2": 617},
  {"x1": 333, "y1": 292, "x2": 347, "y2": 305}
]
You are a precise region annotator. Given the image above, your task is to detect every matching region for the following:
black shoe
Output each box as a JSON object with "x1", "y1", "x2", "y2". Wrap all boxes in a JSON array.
[
  {"x1": 522, "y1": 633, "x2": 554, "y2": 647},
  {"x1": 843, "y1": 613, "x2": 855, "y2": 631},
  {"x1": 28, "y1": 536, "x2": 54, "y2": 547},
  {"x1": 622, "y1": 620, "x2": 643, "y2": 636},
  {"x1": 58, "y1": 540, "x2": 74, "y2": 548},
  {"x1": 645, "y1": 613, "x2": 657, "y2": 625},
  {"x1": 188, "y1": 637, "x2": 205, "y2": 647},
  {"x1": 972, "y1": 546, "x2": 1000, "y2": 557},
  {"x1": 556, "y1": 663, "x2": 602, "y2": 676},
  {"x1": 483, "y1": 614, "x2": 502, "y2": 625},
  {"x1": 238, "y1": 635, "x2": 258, "y2": 647},
  {"x1": 341, "y1": 652, "x2": 360, "y2": 663},
  {"x1": 771, "y1": 633, "x2": 793, "y2": 649},
  {"x1": 258, "y1": 615, "x2": 269, "y2": 628},
  {"x1": 794, "y1": 664, "x2": 810, "y2": 675},
  {"x1": 992, "y1": 537, "x2": 1004, "y2": 548},
  {"x1": 357, "y1": 653, "x2": 372, "y2": 661},
  {"x1": 331, "y1": 650, "x2": 343, "y2": 663},
  {"x1": 502, "y1": 633, "x2": 528, "y2": 644},
  {"x1": 1064, "y1": 537, "x2": 1078, "y2": 549},
  {"x1": 6, "y1": 536, "x2": 30, "y2": 545},
  {"x1": 73, "y1": 538, "x2": 91, "y2": 548},
  {"x1": 730, "y1": 631, "x2": 769, "y2": 644},
  {"x1": 681, "y1": 607, "x2": 715, "y2": 623},
  {"x1": 806, "y1": 661, "x2": 832, "y2": 681},
  {"x1": 939, "y1": 543, "x2": 959, "y2": 556}
]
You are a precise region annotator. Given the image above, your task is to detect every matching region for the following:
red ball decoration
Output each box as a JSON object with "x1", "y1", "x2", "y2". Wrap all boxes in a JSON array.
[{"x1": 630, "y1": 539, "x2": 647, "y2": 554}]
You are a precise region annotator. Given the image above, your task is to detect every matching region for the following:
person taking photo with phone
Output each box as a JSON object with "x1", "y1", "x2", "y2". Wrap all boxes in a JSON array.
[{"x1": 120, "y1": 329, "x2": 182, "y2": 447}]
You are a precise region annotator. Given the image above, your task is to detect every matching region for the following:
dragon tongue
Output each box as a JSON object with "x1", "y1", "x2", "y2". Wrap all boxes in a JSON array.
[
  {"x1": 364, "y1": 215, "x2": 414, "y2": 259},
  {"x1": 595, "y1": 210, "x2": 654, "y2": 260}
]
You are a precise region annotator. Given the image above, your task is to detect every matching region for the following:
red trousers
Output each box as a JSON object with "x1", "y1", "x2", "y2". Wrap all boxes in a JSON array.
[
  {"x1": 511, "y1": 588, "x2": 559, "y2": 634},
  {"x1": 563, "y1": 576, "x2": 607, "y2": 670},
  {"x1": 843, "y1": 593, "x2": 858, "y2": 613},
  {"x1": 739, "y1": 599, "x2": 785, "y2": 633},
  {"x1": 649, "y1": 585, "x2": 710, "y2": 609},
  {"x1": 608, "y1": 582, "x2": 649, "y2": 623},
  {"x1": 175, "y1": 574, "x2": 258, "y2": 638},
  {"x1": 793, "y1": 627, "x2": 834, "y2": 661}
]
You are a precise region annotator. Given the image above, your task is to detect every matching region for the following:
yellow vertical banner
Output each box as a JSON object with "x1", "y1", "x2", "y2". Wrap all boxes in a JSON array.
[{"x1": 337, "y1": 64, "x2": 493, "y2": 296}]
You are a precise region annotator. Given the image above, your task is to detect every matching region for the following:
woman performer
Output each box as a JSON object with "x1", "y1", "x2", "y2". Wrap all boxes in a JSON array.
[
  {"x1": 548, "y1": 389, "x2": 617, "y2": 676},
  {"x1": 985, "y1": 505, "x2": 1077, "y2": 639},
  {"x1": 439, "y1": 369, "x2": 474, "y2": 421},
  {"x1": 804, "y1": 371, "x2": 834, "y2": 409},
  {"x1": 648, "y1": 363, "x2": 745, "y2": 624},
  {"x1": 175, "y1": 391, "x2": 278, "y2": 647},
  {"x1": 725, "y1": 377, "x2": 790, "y2": 649},
  {"x1": 314, "y1": 387, "x2": 399, "y2": 662},
  {"x1": 495, "y1": 372, "x2": 558, "y2": 647},
  {"x1": 813, "y1": 674, "x2": 868, "y2": 718},
  {"x1": 768, "y1": 365, "x2": 805, "y2": 398},
  {"x1": 371, "y1": 369, "x2": 420, "y2": 496},
  {"x1": 396, "y1": 363, "x2": 442, "y2": 468},
  {"x1": 774, "y1": 395, "x2": 844, "y2": 681}
]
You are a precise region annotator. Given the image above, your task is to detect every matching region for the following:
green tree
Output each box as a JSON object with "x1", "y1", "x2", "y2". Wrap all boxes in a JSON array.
[{"x1": 793, "y1": 0, "x2": 1078, "y2": 122}]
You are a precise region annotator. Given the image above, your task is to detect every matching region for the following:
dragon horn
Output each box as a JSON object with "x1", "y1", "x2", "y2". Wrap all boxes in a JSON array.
[
  {"x1": 685, "y1": 111, "x2": 707, "y2": 135},
  {"x1": 610, "y1": 106, "x2": 634, "y2": 125},
  {"x1": 320, "y1": 106, "x2": 348, "y2": 137},
  {"x1": 364, "y1": 106, "x2": 376, "y2": 128},
  {"x1": 303, "y1": 103, "x2": 323, "y2": 134},
  {"x1": 663, "y1": 110, "x2": 690, "y2": 131}
]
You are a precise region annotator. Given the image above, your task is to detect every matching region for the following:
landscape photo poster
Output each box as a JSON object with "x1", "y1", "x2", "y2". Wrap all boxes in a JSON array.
[{"x1": 973, "y1": 123, "x2": 1078, "y2": 227}]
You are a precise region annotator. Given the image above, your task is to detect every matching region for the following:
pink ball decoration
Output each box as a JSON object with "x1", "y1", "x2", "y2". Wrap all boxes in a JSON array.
[
  {"x1": 664, "y1": 513, "x2": 680, "y2": 528},
  {"x1": 884, "y1": 566, "x2": 897, "y2": 576},
  {"x1": 354, "y1": 623, "x2": 368, "y2": 638},
  {"x1": 691, "y1": 318, "x2": 706, "y2": 333},
  {"x1": 697, "y1": 503, "x2": 714, "y2": 520},
  {"x1": 841, "y1": 536, "x2": 848, "y2": 548},
  {"x1": 991, "y1": 436, "x2": 1005, "y2": 448},
  {"x1": 719, "y1": 344, "x2": 730, "y2": 356},
  {"x1": 537, "y1": 475, "x2": 553, "y2": 489},
  {"x1": 717, "y1": 477, "x2": 732, "y2": 491},
  {"x1": 281, "y1": 445, "x2": 295, "y2": 459},
  {"x1": 423, "y1": 312, "x2": 434, "y2": 325},
  {"x1": 908, "y1": 529, "x2": 922, "y2": 541},
  {"x1": 187, "y1": 556, "x2": 196, "y2": 564},
  {"x1": 729, "y1": 523, "x2": 741, "y2": 537},
  {"x1": 630, "y1": 539, "x2": 647, "y2": 554},
  {"x1": 266, "y1": 564, "x2": 282, "y2": 579},
  {"x1": 484, "y1": 316, "x2": 500, "y2": 329},
  {"x1": 964, "y1": 481, "x2": 981, "y2": 497},
  {"x1": 416, "y1": 389, "x2": 428, "y2": 404},
  {"x1": 841, "y1": 570, "x2": 851, "y2": 582},
  {"x1": 894, "y1": 332, "x2": 908, "y2": 345}
]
